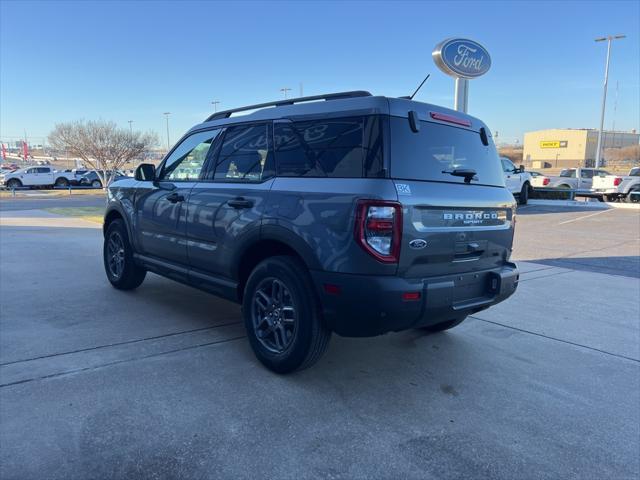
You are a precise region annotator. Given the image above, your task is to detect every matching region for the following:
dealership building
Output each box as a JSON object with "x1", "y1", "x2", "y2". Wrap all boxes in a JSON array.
[{"x1": 522, "y1": 129, "x2": 639, "y2": 169}]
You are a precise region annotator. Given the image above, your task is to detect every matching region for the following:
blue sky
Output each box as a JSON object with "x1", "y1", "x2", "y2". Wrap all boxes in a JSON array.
[{"x1": 1, "y1": 0, "x2": 638, "y2": 146}]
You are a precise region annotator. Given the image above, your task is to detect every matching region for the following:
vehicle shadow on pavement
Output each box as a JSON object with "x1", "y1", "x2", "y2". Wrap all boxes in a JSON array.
[{"x1": 527, "y1": 255, "x2": 639, "y2": 278}]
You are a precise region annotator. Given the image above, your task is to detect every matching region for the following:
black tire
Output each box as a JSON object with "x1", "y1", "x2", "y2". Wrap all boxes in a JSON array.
[
  {"x1": 242, "y1": 255, "x2": 331, "y2": 374},
  {"x1": 91, "y1": 179, "x2": 102, "y2": 189},
  {"x1": 103, "y1": 219, "x2": 146, "y2": 290},
  {"x1": 605, "y1": 194, "x2": 618, "y2": 203},
  {"x1": 55, "y1": 177, "x2": 69, "y2": 188},
  {"x1": 626, "y1": 188, "x2": 640, "y2": 203},
  {"x1": 420, "y1": 316, "x2": 467, "y2": 334},
  {"x1": 6, "y1": 178, "x2": 22, "y2": 189},
  {"x1": 518, "y1": 182, "x2": 530, "y2": 205}
]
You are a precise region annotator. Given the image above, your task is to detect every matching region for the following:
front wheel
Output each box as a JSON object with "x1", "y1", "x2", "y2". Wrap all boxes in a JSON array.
[
  {"x1": 243, "y1": 256, "x2": 331, "y2": 374},
  {"x1": 626, "y1": 187, "x2": 640, "y2": 203},
  {"x1": 103, "y1": 219, "x2": 146, "y2": 290},
  {"x1": 6, "y1": 179, "x2": 22, "y2": 189},
  {"x1": 420, "y1": 316, "x2": 467, "y2": 334}
]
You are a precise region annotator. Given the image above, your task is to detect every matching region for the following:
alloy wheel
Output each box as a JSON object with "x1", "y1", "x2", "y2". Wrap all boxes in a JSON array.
[
  {"x1": 107, "y1": 231, "x2": 125, "y2": 279},
  {"x1": 252, "y1": 278, "x2": 297, "y2": 354}
]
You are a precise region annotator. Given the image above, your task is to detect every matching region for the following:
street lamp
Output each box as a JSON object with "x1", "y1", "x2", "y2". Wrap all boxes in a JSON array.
[
  {"x1": 163, "y1": 112, "x2": 171, "y2": 150},
  {"x1": 211, "y1": 100, "x2": 220, "y2": 113},
  {"x1": 280, "y1": 87, "x2": 291, "y2": 99},
  {"x1": 594, "y1": 34, "x2": 625, "y2": 168},
  {"x1": 128, "y1": 120, "x2": 133, "y2": 135}
]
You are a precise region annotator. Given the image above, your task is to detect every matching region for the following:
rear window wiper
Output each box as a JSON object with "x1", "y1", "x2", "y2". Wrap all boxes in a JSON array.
[{"x1": 442, "y1": 168, "x2": 478, "y2": 184}]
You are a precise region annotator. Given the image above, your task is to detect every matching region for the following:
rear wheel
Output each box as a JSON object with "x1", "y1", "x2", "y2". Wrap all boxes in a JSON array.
[
  {"x1": 103, "y1": 219, "x2": 146, "y2": 290},
  {"x1": 55, "y1": 177, "x2": 69, "y2": 188},
  {"x1": 605, "y1": 194, "x2": 618, "y2": 203},
  {"x1": 243, "y1": 256, "x2": 331, "y2": 373},
  {"x1": 518, "y1": 182, "x2": 530, "y2": 205},
  {"x1": 420, "y1": 316, "x2": 467, "y2": 334},
  {"x1": 91, "y1": 179, "x2": 102, "y2": 189}
]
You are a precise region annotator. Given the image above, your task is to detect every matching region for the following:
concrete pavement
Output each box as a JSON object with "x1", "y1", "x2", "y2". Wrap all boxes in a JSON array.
[{"x1": 0, "y1": 206, "x2": 638, "y2": 479}]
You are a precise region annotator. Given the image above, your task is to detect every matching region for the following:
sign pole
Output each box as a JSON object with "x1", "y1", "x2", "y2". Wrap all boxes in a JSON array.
[{"x1": 454, "y1": 77, "x2": 469, "y2": 113}]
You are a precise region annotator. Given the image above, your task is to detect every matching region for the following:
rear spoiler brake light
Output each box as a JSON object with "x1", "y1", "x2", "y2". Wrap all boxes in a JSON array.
[{"x1": 430, "y1": 111, "x2": 472, "y2": 127}]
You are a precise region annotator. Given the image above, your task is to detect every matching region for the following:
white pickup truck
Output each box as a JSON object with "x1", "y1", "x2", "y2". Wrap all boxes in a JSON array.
[
  {"x1": 547, "y1": 168, "x2": 610, "y2": 191},
  {"x1": 500, "y1": 157, "x2": 532, "y2": 205},
  {"x1": 1, "y1": 166, "x2": 77, "y2": 189},
  {"x1": 591, "y1": 167, "x2": 640, "y2": 203}
]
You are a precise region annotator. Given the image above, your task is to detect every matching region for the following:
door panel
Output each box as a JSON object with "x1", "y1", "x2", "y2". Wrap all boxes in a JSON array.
[
  {"x1": 186, "y1": 121, "x2": 274, "y2": 281},
  {"x1": 135, "y1": 182, "x2": 194, "y2": 266},
  {"x1": 133, "y1": 128, "x2": 222, "y2": 266},
  {"x1": 186, "y1": 180, "x2": 274, "y2": 279}
]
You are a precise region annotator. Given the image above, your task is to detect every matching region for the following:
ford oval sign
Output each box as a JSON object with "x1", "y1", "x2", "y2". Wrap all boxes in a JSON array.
[{"x1": 432, "y1": 38, "x2": 491, "y2": 79}]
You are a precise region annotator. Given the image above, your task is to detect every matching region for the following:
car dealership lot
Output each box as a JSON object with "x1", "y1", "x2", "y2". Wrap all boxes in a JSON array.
[{"x1": 0, "y1": 203, "x2": 638, "y2": 479}]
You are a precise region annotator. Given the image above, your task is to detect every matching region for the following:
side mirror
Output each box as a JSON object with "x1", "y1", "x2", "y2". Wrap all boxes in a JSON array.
[
  {"x1": 519, "y1": 164, "x2": 525, "y2": 172},
  {"x1": 135, "y1": 163, "x2": 156, "y2": 182}
]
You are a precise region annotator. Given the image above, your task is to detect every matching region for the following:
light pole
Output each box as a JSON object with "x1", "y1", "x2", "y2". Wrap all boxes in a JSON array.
[
  {"x1": 594, "y1": 34, "x2": 625, "y2": 168},
  {"x1": 280, "y1": 87, "x2": 291, "y2": 99},
  {"x1": 163, "y1": 112, "x2": 171, "y2": 150},
  {"x1": 128, "y1": 120, "x2": 133, "y2": 135},
  {"x1": 211, "y1": 100, "x2": 220, "y2": 113}
]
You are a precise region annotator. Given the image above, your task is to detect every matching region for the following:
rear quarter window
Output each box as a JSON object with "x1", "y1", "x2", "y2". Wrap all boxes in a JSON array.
[
  {"x1": 274, "y1": 116, "x2": 384, "y2": 178},
  {"x1": 390, "y1": 117, "x2": 504, "y2": 186}
]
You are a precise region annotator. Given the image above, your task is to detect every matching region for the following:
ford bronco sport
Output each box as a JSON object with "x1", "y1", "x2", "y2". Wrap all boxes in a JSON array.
[{"x1": 103, "y1": 91, "x2": 519, "y2": 373}]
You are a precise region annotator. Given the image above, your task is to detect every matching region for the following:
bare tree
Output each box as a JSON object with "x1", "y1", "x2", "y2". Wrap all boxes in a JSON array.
[{"x1": 49, "y1": 120, "x2": 158, "y2": 187}]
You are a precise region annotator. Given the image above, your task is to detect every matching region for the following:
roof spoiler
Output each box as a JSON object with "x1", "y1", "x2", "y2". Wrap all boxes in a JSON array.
[{"x1": 205, "y1": 91, "x2": 372, "y2": 122}]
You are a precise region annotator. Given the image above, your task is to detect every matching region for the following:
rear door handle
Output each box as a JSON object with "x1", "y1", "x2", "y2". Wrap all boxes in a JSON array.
[
  {"x1": 227, "y1": 197, "x2": 254, "y2": 209},
  {"x1": 166, "y1": 192, "x2": 185, "y2": 203}
]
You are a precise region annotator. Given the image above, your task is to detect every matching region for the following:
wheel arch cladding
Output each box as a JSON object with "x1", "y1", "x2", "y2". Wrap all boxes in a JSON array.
[{"x1": 236, "y1": 237, "x2": 315, "y2": 302}]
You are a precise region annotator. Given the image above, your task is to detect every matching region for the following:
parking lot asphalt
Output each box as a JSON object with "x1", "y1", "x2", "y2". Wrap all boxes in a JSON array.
[{"x1": 1, "y1": 204, "x2": 639, "y2": 479}]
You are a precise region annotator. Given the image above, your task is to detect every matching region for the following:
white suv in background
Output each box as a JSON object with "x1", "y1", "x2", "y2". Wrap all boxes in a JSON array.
[{"x1": 500, "y1": 157, "x2": 532, "y2": 205}]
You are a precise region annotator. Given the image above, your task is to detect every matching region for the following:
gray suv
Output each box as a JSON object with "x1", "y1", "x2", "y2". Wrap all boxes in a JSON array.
[{"x1": 103, "y1": 91, "x2": 519, "y2": 373}]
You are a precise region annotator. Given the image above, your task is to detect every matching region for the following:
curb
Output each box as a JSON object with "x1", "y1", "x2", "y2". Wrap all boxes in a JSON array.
[{"x1": 528, "y1": 199, "x2": 640, "y2": 209}]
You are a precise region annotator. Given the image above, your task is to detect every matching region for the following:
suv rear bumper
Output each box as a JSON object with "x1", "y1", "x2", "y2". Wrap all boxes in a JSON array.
[{"x1": 311, "y1": 263, "x2": 519, "y2": 337}]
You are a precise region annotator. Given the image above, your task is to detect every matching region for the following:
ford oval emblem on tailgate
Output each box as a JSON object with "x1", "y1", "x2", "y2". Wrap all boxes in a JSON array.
[{"x1": 409, "y1": 239, "x2": 428, "y2": 249}]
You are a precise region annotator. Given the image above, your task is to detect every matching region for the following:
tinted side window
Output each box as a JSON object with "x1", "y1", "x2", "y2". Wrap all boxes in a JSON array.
[
  {"x1": 161, "y1": 129, "x2": 221, "y2": 181},
  {"x1": 274, "y1": 116, "x2": 365, "y2": 178},
  {"x1": 582, "y1": 169, "x2": 594, "y2": 179},
  {"x1": 213, "y1": 123, "x2": 272, "y2": 182},
  {"x1": 37, "y1": 167, "x2": 51, "y2": 173}
]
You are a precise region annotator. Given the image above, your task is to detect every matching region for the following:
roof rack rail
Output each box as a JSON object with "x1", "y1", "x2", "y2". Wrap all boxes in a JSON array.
[{"x1": 205, "y1": 90, "x2": 372, "y2": 122}]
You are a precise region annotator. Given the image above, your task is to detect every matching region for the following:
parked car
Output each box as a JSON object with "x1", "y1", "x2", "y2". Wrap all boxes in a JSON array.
[
  {"x1": 79, "y1": 170, "x2": 126, "y2": 188},
  {"x1": 102, "y1": 91, "x2": 519, "y2": 373},
  {"x1": 547, "y1": 168, "x2": 610, "y2": 191},
  {"x1": 2, "y1": 166, "x2": 76, "y2": 189},
  {"x1": 591, "y1": 167, "x2": 640, "y2": 202},
  {"x1": 529, "y1": 171, "x2": 551, "y2": 188},
  {"x1": 500, "y1": 157, "x2": 532, "y2": 205}
]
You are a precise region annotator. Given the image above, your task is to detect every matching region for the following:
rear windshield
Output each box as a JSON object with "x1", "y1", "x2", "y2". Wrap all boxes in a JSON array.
[{"x1": 390, "y1": 117, "x2": 504, "y2": 186}]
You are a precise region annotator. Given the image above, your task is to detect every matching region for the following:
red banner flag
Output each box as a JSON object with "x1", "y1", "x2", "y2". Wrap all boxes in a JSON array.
[{"x1": 22, "y1": 140, "x2": 28, "y2": 160}]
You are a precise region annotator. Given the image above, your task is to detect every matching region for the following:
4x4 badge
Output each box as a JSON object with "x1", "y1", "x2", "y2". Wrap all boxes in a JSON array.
[{"x1": 409, "y1": 239, "x2": 428, "y2": 249}]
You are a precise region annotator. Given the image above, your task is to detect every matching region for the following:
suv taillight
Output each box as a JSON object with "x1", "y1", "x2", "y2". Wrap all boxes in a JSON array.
[
  {"x1": 355, "y1": 200, "x2": 402, "y2": 263},
  {"x1": 543, "y1": 177, "x2": 550, "y2": 186},
  {"x1": 613, "y1": 177, "x2": 622, "y2": 186}
]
